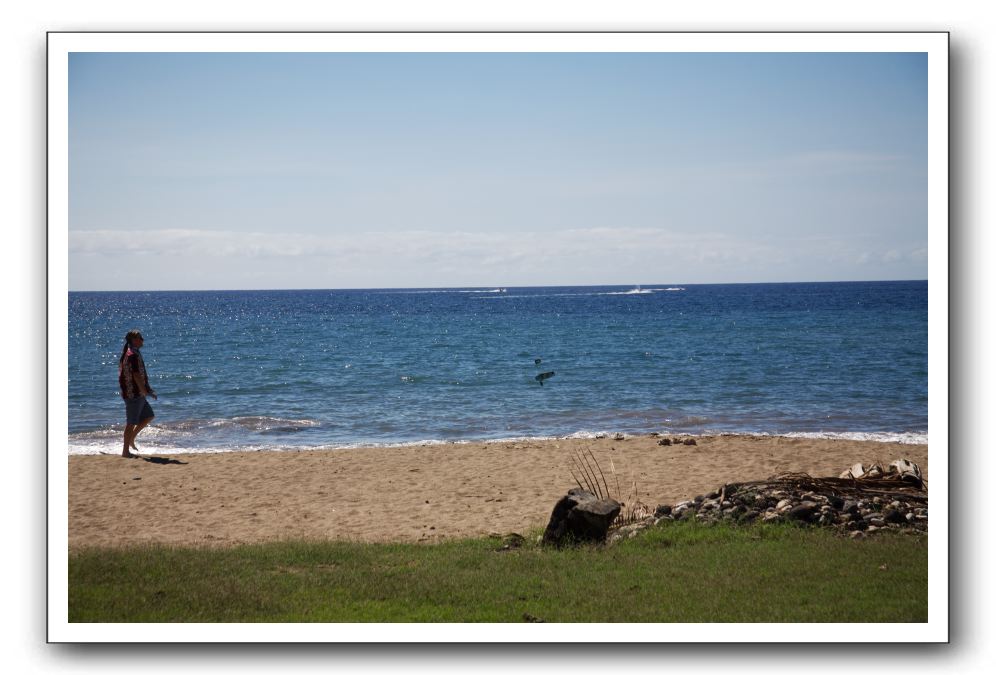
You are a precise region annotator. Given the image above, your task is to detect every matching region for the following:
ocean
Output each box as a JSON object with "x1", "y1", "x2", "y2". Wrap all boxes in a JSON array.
[{"x1": 67, "y1": 281, "x2": 928, "y2": 454}]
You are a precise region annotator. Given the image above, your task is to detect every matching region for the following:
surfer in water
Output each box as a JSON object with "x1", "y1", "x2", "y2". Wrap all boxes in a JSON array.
[
  {"x1": 118, "y1": 330, "x2": 157, "y2": 458},
  {"x1": 535, "y1": 371, "x2": 555, "y2": 386}
]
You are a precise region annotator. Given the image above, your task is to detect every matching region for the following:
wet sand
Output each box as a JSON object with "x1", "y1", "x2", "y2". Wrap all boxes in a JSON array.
[{"x1": 68, "y1": 435, "x2": 928, "y2": 549}]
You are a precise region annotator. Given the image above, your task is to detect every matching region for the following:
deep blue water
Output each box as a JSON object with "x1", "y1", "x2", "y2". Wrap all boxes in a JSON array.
[{"x1": 67, "y1": 282, "x2": 927, "y2": 454}]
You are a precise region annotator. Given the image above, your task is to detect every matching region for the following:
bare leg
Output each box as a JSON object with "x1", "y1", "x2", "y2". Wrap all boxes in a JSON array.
[
  {"x1": 130, "y1": 416, "x2": 154, "y2": 452},
  {"x1": 122, "y1": 424, "x2": 137, "y2": 457}
]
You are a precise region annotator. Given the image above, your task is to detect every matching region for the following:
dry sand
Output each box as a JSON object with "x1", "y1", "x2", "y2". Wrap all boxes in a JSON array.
[{"x1": 68, "y1": 435, "x2": 928, "y2": 550}]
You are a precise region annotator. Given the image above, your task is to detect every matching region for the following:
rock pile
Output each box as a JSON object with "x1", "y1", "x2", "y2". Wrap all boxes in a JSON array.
[
  {"x1": 606, "y1": 459, "x2": 927, "y2": 544},
  {"x1": 655, "y1": 436, "x2": 697, "y2": 446}
]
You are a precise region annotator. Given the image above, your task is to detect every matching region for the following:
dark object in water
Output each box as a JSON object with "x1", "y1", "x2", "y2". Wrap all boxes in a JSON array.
[
  {"x1": 534, "y1": 358, "x2": 542, "y2": 365},
  {"x1": 535, "y1": 371, "x2": 555, "y2": 385}
]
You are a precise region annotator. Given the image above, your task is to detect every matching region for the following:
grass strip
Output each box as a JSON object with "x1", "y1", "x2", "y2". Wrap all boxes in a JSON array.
[{"x1": 69, "y1": 521, "x2": 927, "y2": 623}]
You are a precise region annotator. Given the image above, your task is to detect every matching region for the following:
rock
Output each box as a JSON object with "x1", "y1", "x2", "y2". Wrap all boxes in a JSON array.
[
  {"x1": 498, "y1": 533, "x2": 526, "y2": 551},
  {"x1": 788, "y1": 502, "x2": 819, "y2": 523},
  {"x1": 654, "y1": 504, "x2": 672, "y2": 517},
  {"x1": 890, "y1": 459, "x2": 923, "y2": 488},
  {"x1": 883, "y1": 509, "x2": 907, "y2": 525},
  {"x1": 842, "y1": 500, "x2": 859, "y2": 514},
  {"x1": 614, "y1": 433, "x2": 626, "y2": 441},
  {"x1": 542, "y1": 488, "x2": 621, "y2": 547},
  {"x1": 827, "y1": 495, "x2": 845, "y2": 510},
  {"x1": 657, "y1": 438, "x2": 672, "y2": 446},
  {"x1": 843, "y1": 463, "x2": 866, "y2": 479},
  {"x1": 775, "y1": 499, "x2": 793, "y2": 511},
  {"x1": 683, "y1": 438, "x2": 697, "y2": 446},
  {"x1": 849, "y1": 531, "x2": 866, "y2": 540}
]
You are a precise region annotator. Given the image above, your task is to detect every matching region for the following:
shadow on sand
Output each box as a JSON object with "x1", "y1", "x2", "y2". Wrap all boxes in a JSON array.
[{"x1": 137, "y1": 455, "x2": 188, "y2": 465}]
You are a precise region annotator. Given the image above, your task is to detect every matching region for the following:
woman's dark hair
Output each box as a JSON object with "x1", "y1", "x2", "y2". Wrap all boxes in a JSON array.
[{"x1": 119, "y1": 330, "x2": 144, "y2": 365}]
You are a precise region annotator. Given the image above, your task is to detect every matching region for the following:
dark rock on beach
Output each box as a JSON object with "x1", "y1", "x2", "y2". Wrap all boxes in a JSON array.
[
  {"x1": 542, "y1": 488, "x2": 621, "y2": 547},
  {"x1": 788, "y1": 502, "x2": 819, "y2": 523}
]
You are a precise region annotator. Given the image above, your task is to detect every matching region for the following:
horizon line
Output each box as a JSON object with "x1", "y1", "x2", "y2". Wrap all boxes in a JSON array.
[{"x1": 68, "y1": 279, "x2": 928, "y2": 293}]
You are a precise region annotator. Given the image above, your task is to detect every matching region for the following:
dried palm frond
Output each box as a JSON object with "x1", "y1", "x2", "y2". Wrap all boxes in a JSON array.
[
  {"x1": 570, "y1": 446, "x2": 612, "y2": 499},
  {"x1": 731, "y1": 471, "x2": 927, "y2": 503}
]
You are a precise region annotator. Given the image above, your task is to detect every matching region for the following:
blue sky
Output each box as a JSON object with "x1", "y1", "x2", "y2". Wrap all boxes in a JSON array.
[{"x1": 68, "y1": 52, "x2": 927, "y2": 290}]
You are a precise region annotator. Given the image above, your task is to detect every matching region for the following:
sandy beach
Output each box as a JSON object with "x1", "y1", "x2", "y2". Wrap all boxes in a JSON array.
[{"x1": 68, "y1": 435, "x2": 928, "y2": 550}]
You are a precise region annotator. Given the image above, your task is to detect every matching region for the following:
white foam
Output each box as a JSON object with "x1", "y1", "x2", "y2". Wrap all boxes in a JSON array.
[
  {"x1": 67, "y1": 427, "x2": 929, "y2": 456},
  {"x1": 596, "y1": 287, "x2": 682, "y2": 295},
  {"x1": 779, "y1": 430, "x2": 928, "y2": 445}
]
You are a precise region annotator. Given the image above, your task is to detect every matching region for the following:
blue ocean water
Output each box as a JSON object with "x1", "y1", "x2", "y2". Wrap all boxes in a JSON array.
[{"x1": 67, "y1": 282, "x2": 928, "y2": 454}]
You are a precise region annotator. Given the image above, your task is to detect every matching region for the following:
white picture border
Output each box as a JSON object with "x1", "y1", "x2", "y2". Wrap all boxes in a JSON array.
[{"x1": 48, "y1": 31, "x2": 948, "y2": 643}]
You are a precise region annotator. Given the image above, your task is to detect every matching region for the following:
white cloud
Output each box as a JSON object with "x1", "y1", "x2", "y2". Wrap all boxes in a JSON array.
[
  {"x1": 70, "y1": 226, "x2": 776, "y2": 266},
  {"x1": 69, "y1": 226, "x2": 926, "y2": 289}
]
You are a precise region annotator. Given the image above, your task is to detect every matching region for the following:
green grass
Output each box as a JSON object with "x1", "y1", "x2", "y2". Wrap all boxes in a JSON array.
[{"x1": 69, "y1": 522, "x2": 927, "y2": 622}]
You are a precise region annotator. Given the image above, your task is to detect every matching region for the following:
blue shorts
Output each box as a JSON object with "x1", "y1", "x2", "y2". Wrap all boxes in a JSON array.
[{"x1": 124, "y1": 396, "x2": 155, "y2": 425}]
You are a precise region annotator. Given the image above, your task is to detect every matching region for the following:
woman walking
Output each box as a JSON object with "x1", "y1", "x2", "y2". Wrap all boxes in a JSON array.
[{"x1": 118, "y1": 330, "x2": 157, "y2": 458}]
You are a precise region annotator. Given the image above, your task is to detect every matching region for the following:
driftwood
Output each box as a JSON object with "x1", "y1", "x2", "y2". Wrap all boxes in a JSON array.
[{"x1": 726, "y1": 469, "x2": 927, "y2": 504}]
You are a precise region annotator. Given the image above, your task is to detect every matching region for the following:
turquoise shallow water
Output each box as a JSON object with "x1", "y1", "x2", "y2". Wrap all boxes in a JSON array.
[{"x1": 67, "y1": 281, "x2": 927, "y2": 454}]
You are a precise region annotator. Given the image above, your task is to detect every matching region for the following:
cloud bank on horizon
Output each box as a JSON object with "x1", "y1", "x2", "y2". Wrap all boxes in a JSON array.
[{"x1": 69, "y1": 52, "x2": 927, "y2": 291}]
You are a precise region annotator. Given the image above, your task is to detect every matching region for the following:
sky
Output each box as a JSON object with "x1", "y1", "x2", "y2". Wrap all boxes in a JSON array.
[{"x1": 68, "y1": 51, "x2": 928, "y2": 291}]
